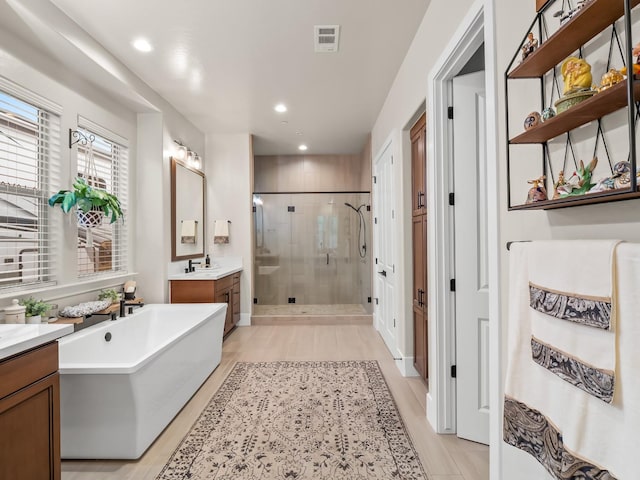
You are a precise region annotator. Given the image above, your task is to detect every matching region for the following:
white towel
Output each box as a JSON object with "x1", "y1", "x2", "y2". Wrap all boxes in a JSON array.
[
  {"x1": 214, "y1": 219, "x2": 229, "y2": 244},
  {"x1": 528, "y1": 240, "x2": 620, "y2": 403},
  {"x1": 181, "y1": 220, "x2": 197, "y2": 244},
  {"x1": 504, "y1": 241, "x2": 638, "y2": 479}
]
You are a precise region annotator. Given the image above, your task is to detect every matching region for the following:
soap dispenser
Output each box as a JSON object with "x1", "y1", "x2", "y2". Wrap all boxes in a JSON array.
[{"x1": 205, "y1": 254, "x2": 211, "y2": 267}]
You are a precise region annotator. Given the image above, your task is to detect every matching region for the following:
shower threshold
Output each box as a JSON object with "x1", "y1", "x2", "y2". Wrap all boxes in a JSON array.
[{"x1": 252, "y1": 304, "x2": 372, "y2": 325}]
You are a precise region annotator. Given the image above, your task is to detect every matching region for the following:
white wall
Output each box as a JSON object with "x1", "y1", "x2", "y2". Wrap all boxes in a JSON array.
[
  {"x1": 370, "y1": 0, "x2": 475, "y2": 366},
  {"x1": 494, "y1": 0, "x2": 640, "y2": 477},
  {"x1": 205, "y1": 134, "x2": 253, "y2": 322},
  {"x1": 0, "y1": 2, "x2": 204, "y2": 310}
]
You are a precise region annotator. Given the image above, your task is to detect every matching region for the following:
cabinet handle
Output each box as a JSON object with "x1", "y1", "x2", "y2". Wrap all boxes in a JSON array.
[
  {"x1": 417, "y1": 191, "x2": 425, "y2": 208},
  {"x1": 225, "y1": 292, "x2": 230, "y2": 303}
]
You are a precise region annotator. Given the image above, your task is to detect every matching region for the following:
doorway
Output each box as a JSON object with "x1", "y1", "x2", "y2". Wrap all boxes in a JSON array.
[{"x1": 424, "y1": 3, "x2": 500, "y2": 456}]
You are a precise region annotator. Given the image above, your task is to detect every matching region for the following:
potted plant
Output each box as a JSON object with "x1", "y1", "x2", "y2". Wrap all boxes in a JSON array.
[
  {"x1": 98, "y1": 288, "x2": 121, "y2": 304},
  {"x1": 19, "y1": 297, "x2": 52, "y2": 324},
  {"x1": 48, "y1": 177, "x2": 123, "y2": 227}
]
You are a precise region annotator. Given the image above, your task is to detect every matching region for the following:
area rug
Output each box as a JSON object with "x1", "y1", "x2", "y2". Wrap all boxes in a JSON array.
[{"x1": 156, "y1": 360, "x2": 428, "y2": 480}]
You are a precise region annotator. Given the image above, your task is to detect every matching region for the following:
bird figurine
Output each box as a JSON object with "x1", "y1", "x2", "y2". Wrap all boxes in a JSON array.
[
  {"x1": 526, "y1": 175, "x2": 548, "y2": 203},
  {"x1": 559, "y1": 157, "x2": 598, "y2": 197},
  {"x1": 589, "y1": 161, "x2": 632, "y2": 193}
]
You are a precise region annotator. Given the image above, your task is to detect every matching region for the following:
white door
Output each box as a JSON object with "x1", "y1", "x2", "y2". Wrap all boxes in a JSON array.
[
  {"x1": 373, "y1": 143, "x2": 397, "y2": 354},
  {"x1": 453, "y1": 71, "x2": 490, "y2": 444}
]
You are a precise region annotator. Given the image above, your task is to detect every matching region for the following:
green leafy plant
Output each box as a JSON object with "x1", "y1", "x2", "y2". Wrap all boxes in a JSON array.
[
  {"x1": 48, "y1": 177, "x2": 123, "y2": 223},
  {"x1": 19, "y1": 297, "x2": 52, "y2": 317},
  {"x1": 98, "y1": 288, "x2": 120, "y2": 304}
]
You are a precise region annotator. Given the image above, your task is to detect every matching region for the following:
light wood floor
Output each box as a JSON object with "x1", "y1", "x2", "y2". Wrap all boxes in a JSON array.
[{"x1": 61, "y1": 325, "x2": 489, "y2": 480}]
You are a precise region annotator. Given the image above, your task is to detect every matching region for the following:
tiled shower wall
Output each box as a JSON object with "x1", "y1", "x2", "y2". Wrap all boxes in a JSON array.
[{"x1": 253, "y1": 148, "x2": 372, "y2": 313}]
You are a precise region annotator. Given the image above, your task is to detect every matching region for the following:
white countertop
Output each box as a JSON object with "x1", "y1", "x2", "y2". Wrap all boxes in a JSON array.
[
  {"x1": 0, "y1": 323, "x2": 73, "y2": 361},
  {"x1": 168, "y1": 264, "x2": 243, "y2": 281}
]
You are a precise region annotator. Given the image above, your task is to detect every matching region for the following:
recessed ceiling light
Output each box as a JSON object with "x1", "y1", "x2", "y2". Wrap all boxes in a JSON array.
[
  {"x1": 298, "y1": 144, "x2": 308, "y2": 151},
  {"x1": 132, "y1": 37, "x2": 153, "y2": 52},
  {"x1": 274, "y1": 103, "x2": 287, "y2": 113}
]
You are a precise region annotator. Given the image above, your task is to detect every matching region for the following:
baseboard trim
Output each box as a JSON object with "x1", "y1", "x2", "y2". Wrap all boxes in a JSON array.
[
  {"x1": 395, "y1": 356, "x2": 420, "y2": 377},
  {"x1": 251, "y1": 315, "x2": 372, "y2": 326},
  {"x1": 238, "y1": 313, "x2": 251, "y2": 326}
]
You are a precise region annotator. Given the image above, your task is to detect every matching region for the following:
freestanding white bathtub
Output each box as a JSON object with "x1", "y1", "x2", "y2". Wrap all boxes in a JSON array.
[{"x1": 58, "y1": 302, "x2": 226, "y2": 459}]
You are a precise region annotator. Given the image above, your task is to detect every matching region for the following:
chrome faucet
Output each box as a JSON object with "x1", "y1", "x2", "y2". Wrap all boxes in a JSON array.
[{"x1": 188, "y1": 259, "x2": 201, "y2": 272}]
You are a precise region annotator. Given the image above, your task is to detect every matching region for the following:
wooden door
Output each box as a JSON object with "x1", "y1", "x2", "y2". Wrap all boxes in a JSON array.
[
  {"x1": 412, "y1": 215, "x2": 427, "y2": 308},
  {"x1": 411, "y1": 114, "x2": 426, "y2": 217}
]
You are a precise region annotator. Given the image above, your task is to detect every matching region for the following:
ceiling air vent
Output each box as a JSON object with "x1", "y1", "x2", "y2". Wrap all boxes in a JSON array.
[{"x1": 314, "y1": 25, "x2": 340, "y2": 53}]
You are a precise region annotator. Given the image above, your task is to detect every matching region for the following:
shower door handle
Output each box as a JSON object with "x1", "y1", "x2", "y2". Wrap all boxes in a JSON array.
[
  {"x1": 378, "y1": 270, "x2": 387, "y2": 277},
  {"x1": 326, "y1": 253, "x2": 329, "y2": 265}
]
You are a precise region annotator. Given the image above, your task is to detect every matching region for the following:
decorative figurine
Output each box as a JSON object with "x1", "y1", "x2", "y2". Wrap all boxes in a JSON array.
[
  {"x1": 558, "y1": 157, "x2": 598, "y2": 197},
  {"x1": 524, "y1": 111, "x2": 541, "y2": 130},
  {"x1": 561, "y1": 57, "x2": 593, "y2": 94},
  {"x1": 619, "y1": 42, "x2": 640, "y2": 77},
  {"x1": 554, "y1": 56, "x2": 595, "y2": 113},
  {"x1": 552, "y1": 170, "x2": 567, "y2": 199},
  {"x1": 526, "y1": 175, "x2": 548, "y2": 203},
  {"x1": 521, "y1": 32, "x2": 539, "y2": 61},
  {"x1": 597, "y1": 69, "x2": 625, "y2": 92},
  {"x1": 557, "y1": 0, "x2": 593, "y2": 26},
  {"x1": 541, "y1": 107, "x2": 556, "y2": 121},
  {"x1": 591, "y1": 161, "x2": 637, "y2": 192}
]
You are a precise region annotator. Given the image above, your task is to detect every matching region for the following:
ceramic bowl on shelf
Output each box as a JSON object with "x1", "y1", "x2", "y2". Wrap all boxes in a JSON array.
[{"x1": 554, "y1": 89, "x2": 595, "y2": 114}]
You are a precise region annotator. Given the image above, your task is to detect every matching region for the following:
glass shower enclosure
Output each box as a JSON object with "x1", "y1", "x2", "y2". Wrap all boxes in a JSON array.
[{"x1": 253, "y1": 193, "x2": 372, "y2": 316}]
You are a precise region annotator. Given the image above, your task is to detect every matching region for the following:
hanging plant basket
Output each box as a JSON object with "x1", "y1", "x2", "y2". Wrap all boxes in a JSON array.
[{"x1": 77, "y1": 208, "x2": 104, "y2": 228}]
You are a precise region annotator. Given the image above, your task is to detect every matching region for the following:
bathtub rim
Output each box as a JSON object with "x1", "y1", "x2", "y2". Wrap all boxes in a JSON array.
[{"x1": 58, "y1": 302, "x2": 227, "y2": 375}]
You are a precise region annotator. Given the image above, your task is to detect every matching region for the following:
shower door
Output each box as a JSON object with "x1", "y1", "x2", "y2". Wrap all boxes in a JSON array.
[{"x1": 253, "y1": 193, "x2": 371, "y2": 312}]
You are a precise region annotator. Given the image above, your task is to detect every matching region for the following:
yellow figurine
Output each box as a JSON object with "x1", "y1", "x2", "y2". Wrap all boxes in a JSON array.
[{"x1": 561, "y1": 56, "x2": 592, "y2": 95}]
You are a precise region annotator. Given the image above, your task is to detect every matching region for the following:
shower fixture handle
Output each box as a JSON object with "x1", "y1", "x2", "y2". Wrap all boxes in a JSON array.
[{"x1": 378, "y1": 269, "x2": 387, "y2": 277}]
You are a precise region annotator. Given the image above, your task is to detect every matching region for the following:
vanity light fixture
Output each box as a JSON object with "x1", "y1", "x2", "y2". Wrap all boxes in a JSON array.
[
  {"x1": 192, "y1": 153, "x2": 202, "y2": 170},
  {"x1": 298, "y1": 144, "x2": 308, "y2": 151},
  {"x1": 173, "y1": 140, "x2": 188, "y2": 160},
  {"x1": 274, "y1": 103, "x2": 287, "y2": 113},
  {"x1": 132, "y1": 37, "x2": 153, "y2": 53}
]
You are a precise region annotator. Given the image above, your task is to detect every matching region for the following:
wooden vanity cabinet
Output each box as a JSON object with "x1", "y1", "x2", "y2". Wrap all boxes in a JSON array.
[
  {"x1": 170, "y1": 272, "x2": 241, "y2": 336},
  {"x1": 0, "y1": 341, "x2": 61, "y2": 480}
]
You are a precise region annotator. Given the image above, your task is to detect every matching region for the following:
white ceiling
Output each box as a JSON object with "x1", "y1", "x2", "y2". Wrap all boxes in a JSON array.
[{"x1": 7, "y1": 0, "x2": 429, "y2": 155}]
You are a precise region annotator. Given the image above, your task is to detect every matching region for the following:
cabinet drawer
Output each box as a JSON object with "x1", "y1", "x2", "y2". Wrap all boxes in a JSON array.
[
  {"x1": 0, "y1": 342, "x2": 58, "y2": 400},
  {"x1": 214, "y1": 275, "x2": 233, "y2": 291},
  {"x1": 232, "y1": 272, "x2": 241, "y2": 284}
]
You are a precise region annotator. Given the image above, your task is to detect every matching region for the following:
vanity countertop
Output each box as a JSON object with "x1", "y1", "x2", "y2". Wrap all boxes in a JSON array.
[
  {"x1": 168, "y1": 263, "x2": 242, "y2": 281},
  {"x1": 0, "y1": 323, "x2": 73, "y2": 361}
]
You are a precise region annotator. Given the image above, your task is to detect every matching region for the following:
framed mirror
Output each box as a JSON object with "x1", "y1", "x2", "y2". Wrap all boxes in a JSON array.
[{"x1": 171, "y1": 157, "x2": 205, "y2": 261}]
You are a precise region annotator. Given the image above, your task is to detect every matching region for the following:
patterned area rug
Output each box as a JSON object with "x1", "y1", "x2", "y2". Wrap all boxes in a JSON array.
[{"x1": 156, "y1": 361, "x2": 428, "y2": 480}]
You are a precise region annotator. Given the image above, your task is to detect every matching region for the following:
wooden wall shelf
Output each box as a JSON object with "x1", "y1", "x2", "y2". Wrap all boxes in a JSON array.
[
  {"x1": 510, "y1": 81, "x2": 640, "y2": 144},
  {"x1": 509, "y1": 189, "x2": 640, "y2": 210},
  {"x1": 509, "y1": 0, "x2": 640, "y2": 79}
]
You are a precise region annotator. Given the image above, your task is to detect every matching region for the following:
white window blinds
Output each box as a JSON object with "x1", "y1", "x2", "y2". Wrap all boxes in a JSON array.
[
  {"x1": 0, "y1": 89, "x2": 60, "y2": 290},
  {"x1": 76, "y1": 123, "x2": 128, "y2": 277}
]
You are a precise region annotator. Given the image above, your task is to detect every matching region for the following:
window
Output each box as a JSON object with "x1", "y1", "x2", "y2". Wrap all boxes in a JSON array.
[
  {"x1": 0, "y1": 88, "x2": 60, "y2": 290},
  {"x1": 76, "y1": 121, "x2": 128, "y2": 277}
]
